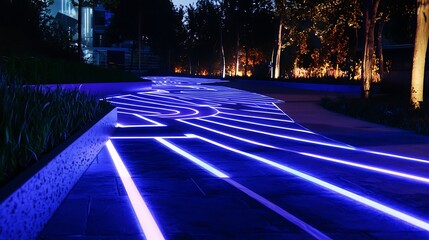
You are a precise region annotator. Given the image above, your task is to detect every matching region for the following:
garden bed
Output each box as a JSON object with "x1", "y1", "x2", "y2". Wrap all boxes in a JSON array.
[
  {"x1": 0, "y1": 106, "x2": 116, "y2": 239},
  {"x1": 320, "y1": 95, "x2": 429, "y2": 135}
]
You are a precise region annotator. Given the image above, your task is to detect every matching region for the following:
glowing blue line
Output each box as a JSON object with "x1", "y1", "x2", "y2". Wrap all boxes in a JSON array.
[
  {"x1": 299, "y1": 152, "x2": 429, "y2": 184},
  {"x1": 115, "y1": 106, "x2": 159, "y2": 115},
  {"x1": 111, "y1": 136, "x2": 190, "y2": 139},
  {"x1": 131, "y1": 93, "x2": 199, "y2": 106},
  {"x1": 155, "y1": 138, "x2": 229, "y2": 178},
  {"x1": 117, "y1": 112, "x2": 166, "y2": 127},
  {"x1": 178, "y1": 119, "x2": 279, "y2": 149},
  {"x1": 186, "y1": 134, "x2": 429, "y2": 232},
  {"x1": 106, "y1": 140, "x2": 165, "y2": 240},
  {"x1": 241, "y1": 109, "x2": 285, "y2": 115},
  {"x1": 218, "y1": 111, "x2": 294, "y2": 123},
  {"x1": 108, "y1": 100, "x2": 181, "y2": 116},
  {"x1": 131, "y1": 114, "x2": 166, "y2": 126},
  {"x1": 199, "y1": 118, "x2": 355, "y2": 150},
  {"x1": 244, "y1": 104, "x2": 279, "y2": 110},
  {"x1": 212, "y1": 115, "x2": 314, "y2": 134},
  {"x1": 223, "y1": 178, "x2": 332, "y2": 240},
  {"x1": 120, "y1": 96, "x2": 200, "y2": 116},
  {"x1": 359, "y1": 149, "x2": 429, "y2": 164},
  {"x1": 272, "y1": 103, "x2": 294, "y2": 121}
]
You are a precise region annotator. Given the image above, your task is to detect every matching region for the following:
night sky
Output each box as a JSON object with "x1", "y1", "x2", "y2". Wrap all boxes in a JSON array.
[{"x1": 172, "y1": 0, "x2": 196, "y2": 7}]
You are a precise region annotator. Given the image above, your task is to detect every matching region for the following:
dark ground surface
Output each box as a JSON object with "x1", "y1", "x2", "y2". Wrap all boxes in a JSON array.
[{"x1": 39, "y1": 78, "x2": 429, "y2": 239}]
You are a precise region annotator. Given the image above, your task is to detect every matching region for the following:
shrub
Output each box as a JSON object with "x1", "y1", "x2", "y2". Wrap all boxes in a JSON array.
[
  {"x1": 0, "y1": 76, "x2": 112, "y2": 186},
  {"x1": 320, "y1": 95, "x2": 429, "y2": 135}
]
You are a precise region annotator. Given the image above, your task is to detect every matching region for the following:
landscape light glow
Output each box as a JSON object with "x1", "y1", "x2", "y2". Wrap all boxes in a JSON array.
[
  {"x1": 272, "y1": 103, "x2": 294, "y2": 120},
  {"x1": 178, "y1": 119, "x2": 280, "y2": 149},
  {"x1": 213, "y1": 115, "x2": 314, "y2": 134},
  {"x1": 117, "y1": 111, "x2": 167, "y2": 127},
  {"x1": 155, "y1": 138, "x2": 229, "y2": 178},
  {"x1": 105, "y1": 140, "x2": 165, "y2": 240},
  {"x1": 186, "y1": 134, "x2": 429, "y2": 232},
  {"x1": 128, "y1": 93, "x2": 198, "y2": 107},
  {"x1": 241, "y1": 108, "x2": 286, "y2": 116},
  {"x1": 219, "y1": 111, "x2": 295, "y2": 123},
  {"x1": 108, "y1": 100, "x2": 181, "y2": 116},
  {"x1": 114, "y1": 106, "x2": 158, "y2": 115},
  {"x1": 223, "y1": 178, "x2": 331, "y2": 240},
  {"x1": 131, "y1": 114, "x2": 166, "y2": 126},
  {"x1": 359, "y1": 149, "x2": 429, "y2": 164},
  {"x1": 199, "y1": 118, "x2": 355, "y2": 150},
  {"x1": 120, "y1": 96, "x2": 200, "y2": 116},
  {"x1": 299, "y1": 152, "x2": 429, "y2": 184},
  {"x1": 111, "y1": 135, "x2": 190, "y2": 139}
]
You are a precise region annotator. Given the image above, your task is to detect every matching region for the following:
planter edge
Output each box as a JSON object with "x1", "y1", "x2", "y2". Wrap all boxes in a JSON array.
[{"x1": 0, "y1": 107, "x2": 117, "y2": 239}]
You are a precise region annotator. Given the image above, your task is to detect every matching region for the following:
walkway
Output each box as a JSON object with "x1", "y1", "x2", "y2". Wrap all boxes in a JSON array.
[{"x1": 40, "y1": 77, "x2": 429, "y2": 239}]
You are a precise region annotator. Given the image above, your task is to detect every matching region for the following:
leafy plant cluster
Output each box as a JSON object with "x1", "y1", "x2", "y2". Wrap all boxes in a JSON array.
[
  {"x1": 320, "y1": 95, "x2": 429, "y2": 135},
  {"x1": 0, "y1": 56, "x2": 141, "y2": 84},
  {"x1": 0, "y1": 76, "x2": 112, "y2": 187}
]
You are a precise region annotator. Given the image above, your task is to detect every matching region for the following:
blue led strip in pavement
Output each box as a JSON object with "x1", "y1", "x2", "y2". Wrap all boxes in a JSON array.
[
  {"x1": 106, "y1": 140, "x2": 165, "y2": 240},
  {"x1": 105, "y1": 77, "x2": 429, "y2": 237},
  {"x1": 298, "y1": 152, "x2": 429, "y2": 184},
  {"x1": 154, "y1": 137, "x2": 230, "y2": 179},
  {"x1": 187, "y1": 134, "x2": 429, "y2": 232},
  {"x1": 198, "y1": 118, "x2": 355, "y2": 150},
  {"x1": 155, "y1": 136, "x2": 331, "y2": 240}
]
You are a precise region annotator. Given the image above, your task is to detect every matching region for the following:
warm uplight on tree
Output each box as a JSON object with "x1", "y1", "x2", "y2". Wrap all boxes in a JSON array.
[{"x1": 411, "y1": 0, "x2": 429, "y2": 109}]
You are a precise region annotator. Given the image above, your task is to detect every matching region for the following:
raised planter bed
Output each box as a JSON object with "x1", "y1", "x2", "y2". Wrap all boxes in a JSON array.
[{"x1": 0, "y1": 107, "x2": 117, "y2": 239}]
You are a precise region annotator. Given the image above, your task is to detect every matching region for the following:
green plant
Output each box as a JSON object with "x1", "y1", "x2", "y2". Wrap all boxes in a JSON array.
[{"x1": 0, "y1": 76, "x2": 112, "y2": 186}]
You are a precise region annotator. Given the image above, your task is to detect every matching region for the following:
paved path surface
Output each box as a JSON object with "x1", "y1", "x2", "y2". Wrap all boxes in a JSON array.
[{"x1": 40, "y1": 77, "x2": 429, "y2": 239}]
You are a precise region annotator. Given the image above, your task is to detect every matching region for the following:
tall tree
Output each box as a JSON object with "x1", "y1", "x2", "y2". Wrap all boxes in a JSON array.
[
  {"x1": 362, "y1": 0, "x2": 380, "y2": 98},
  {"x1": 214, "y1": 0, "x2": 226, "y2": 78},
  {"x1": 274, "y1": 0, "x2": 285, "y2": 79},
  {"x1": 411, "y1": 0, "x2": 429, "y2": 108}
]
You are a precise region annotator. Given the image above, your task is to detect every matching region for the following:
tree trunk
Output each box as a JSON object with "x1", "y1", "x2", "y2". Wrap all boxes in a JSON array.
[
  {"x1": 274, "y1": 18, "x2": 283, "y2": 79},
  {"x1": 377, "y1": 20, "x2": 385, "y2": 81},
  {"x1": 235, "y1": 31, "x2": 240, "y2": 76},
  {"x1": 245, "y1": 46, "x2": 248, "y2": 77},
  {"x1": 270, "y1": 47, "x2": 275, "y2": 78},
  {"x1": 138, "y1": 11, "x2": 141, "y2": 73},
  {"x1": 362, "y1": 0, "x2": 379, "y2": 98},
  {"x1": 411, "y1": 0, "x2": 429, "y2": 108},
  {"x1": 220, "y1": 20, "x2": 226, "y2": 78},
  {"x1": 77, "y1": 0, "x2": 83, "y2": 61}
]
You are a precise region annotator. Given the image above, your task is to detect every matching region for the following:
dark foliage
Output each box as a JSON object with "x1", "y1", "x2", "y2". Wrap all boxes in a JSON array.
[{"x1": 321, "y1": 95, "x2": 429, "y2": 135}]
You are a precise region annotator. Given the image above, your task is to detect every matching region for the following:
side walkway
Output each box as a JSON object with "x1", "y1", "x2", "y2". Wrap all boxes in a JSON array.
[{"x1": 222, "y1": 80, "x2": 429, "y2": 160}]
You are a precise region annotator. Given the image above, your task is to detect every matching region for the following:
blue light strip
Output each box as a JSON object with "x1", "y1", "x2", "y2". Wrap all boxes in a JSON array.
[
  {"x1": 218, "y1": 111, "x2": 295, "y2": 123},
  {"x1": 106, "y1": 140, "x2": 165, "y2": 240},
  {"x1": 178, "y1": 119, "x2": 280, "y2": 149},
  {"x1": 223, "y1": 178, "x2": 332, "y2": 240},
  {"x1": 299, "y1": 152, "x2": 429, "y2": 184},
  {"x1": 359, "y1": 149, "x2": 429, "y2": 164},
  {"x1": 154, "y1": 138, "x2": 229, "y2": 178},
  {"x1": 108, "y1": 100, "x2": 181, "y2": 116},
  {"x1": 212, "y1": 115, "x2": 314, "y2": 134},
  {"x1": 187, "y1": 134, "x2": 429, "y2": 232},
  {"x1": 198, "y1": 118, "x2": 355, "y2": 150},
  {"x1": 153, "y1": 136, "x2": 330, "y2": 239}
]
